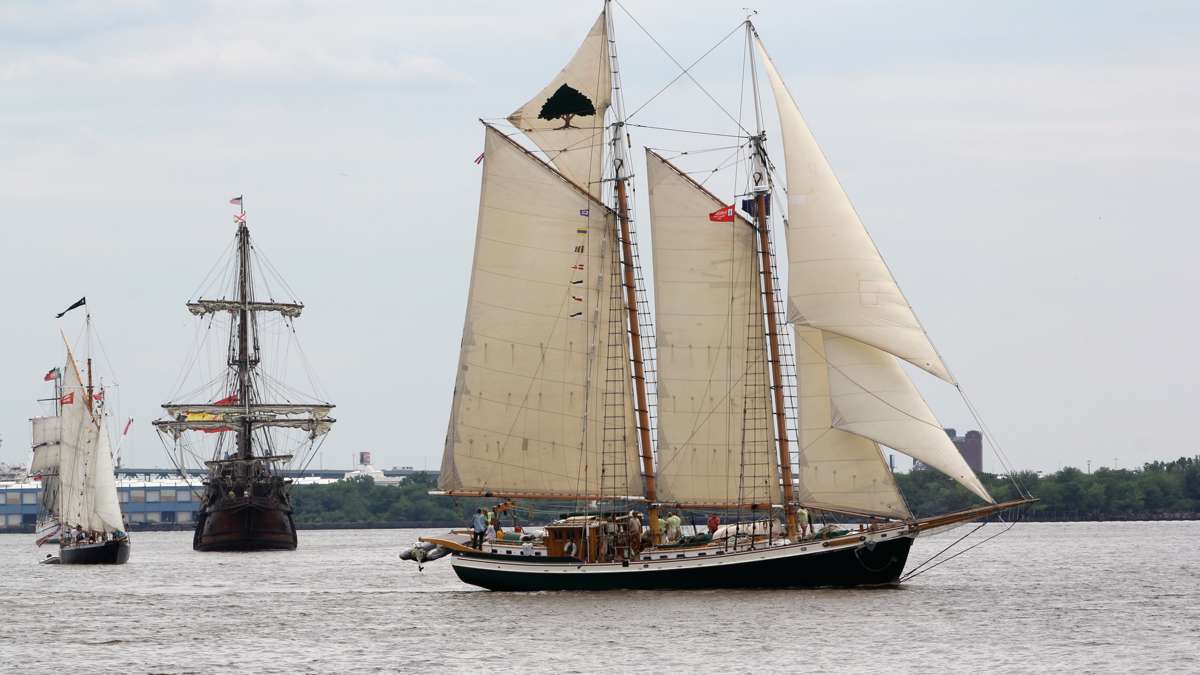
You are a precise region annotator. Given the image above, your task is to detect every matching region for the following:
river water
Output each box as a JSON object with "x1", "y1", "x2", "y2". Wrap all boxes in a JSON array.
[{"x1": 1, "y1": 521, "x2": 1196, "y2": 674}]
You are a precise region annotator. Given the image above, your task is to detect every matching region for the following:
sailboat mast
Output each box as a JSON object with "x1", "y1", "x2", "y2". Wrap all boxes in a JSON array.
[
  {"x1": 746, "y1": 20, "x2": 798, "y2": 540},
  {"x1": 235, "y1": 202, "x2": 252, "y2": 460},
  {"x1": 606, "y1": 3, "x2": 660, "y2": 545}
]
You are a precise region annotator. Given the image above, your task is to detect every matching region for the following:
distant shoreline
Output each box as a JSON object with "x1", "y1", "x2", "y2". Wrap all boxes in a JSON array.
[{"x1": 5, "y1": 513, "x2": 1199, "y2": 536}]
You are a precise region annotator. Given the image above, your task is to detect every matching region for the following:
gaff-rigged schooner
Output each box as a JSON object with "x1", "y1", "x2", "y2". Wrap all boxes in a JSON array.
[
  {"x1": 413, "y1": 4, "x2": 1034, "y2": 590},
  {"x1": 31, "y1": 302, "x2": 130, "y2": 565},
  {"x1": 153, "y1": 198, "x2": 334, "y2": 551}
]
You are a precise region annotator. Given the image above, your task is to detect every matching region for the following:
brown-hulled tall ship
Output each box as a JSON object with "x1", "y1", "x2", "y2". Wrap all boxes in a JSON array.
[{"x1": 154, "y1": 197, "x2": 334, "y2": 551}]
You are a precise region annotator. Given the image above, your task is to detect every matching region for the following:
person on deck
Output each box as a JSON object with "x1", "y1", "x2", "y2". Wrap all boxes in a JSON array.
[
  {"x1": 470, "y1": 509, "x2": 487, "y2": 549},
  {"x1": 73, "y1": 526, "x2": 85, "y2": 544},
  {"x1": 796, "y1": 506, "x2": 810, "y2": 538},
  {"x1": 666, "y1": 512, "x2": 682, "y2": 543},
  {"x1": 707, "y1": 513, "x2": 720, "y2": 535},
  {"x1": 484, "y1": 523, "x2": 496, "y2": 546}
]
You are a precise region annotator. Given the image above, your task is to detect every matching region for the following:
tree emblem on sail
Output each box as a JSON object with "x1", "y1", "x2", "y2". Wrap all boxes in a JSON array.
[{"x1": 538, "y1": 84, "x2": 596, "y2": 129}]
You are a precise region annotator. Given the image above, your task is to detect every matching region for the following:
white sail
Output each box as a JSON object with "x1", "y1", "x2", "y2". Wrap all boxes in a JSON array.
[
  {"x1": 89, "y1": 415, "x2": 125, "y2": 532},
  {"x1": 57, "y1": 349, "x2": 124, "y2": 532},
  {"x1": 507, "y1": 11, "x2": 611, "y2": 196},
  {"x1": 646, "y1": 150, "x2": 780, "y2": 506},
  {"x1": 30, "y1": 416, "x2": 62, "y2": 472},
  {"x1": 822, "y1": 333, "x2": 993, "y2": 503},
  {"x1": 755, "y1": 38, "x2": 953, "y2": 384},
  {"x1": 439, "y1": 124, "x2": 643, "y2": 498},
  {"x1": 755, "y1": 37, "x2": 993, "y2": 505},
  {"x1": 794, "y1": 327, "x2": 911, "y2": 518},
  {"x1": 57, "y1": 351, "x2": 96, "y2": 530}
]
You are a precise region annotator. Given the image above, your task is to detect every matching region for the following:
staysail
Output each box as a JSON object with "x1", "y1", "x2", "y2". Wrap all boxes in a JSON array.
[
  {"x1": 507, "y1": 11, "x2": 611, "y2": 196},
  {"x1": 438, "y1": 124, "x2": 643, "y2": 498},
  {"x1": 646, "y1": 151, "x2": 780, "y2": 506},
  {"x1": 755, "y1": 37, "x2": 993, "y2": 505}
]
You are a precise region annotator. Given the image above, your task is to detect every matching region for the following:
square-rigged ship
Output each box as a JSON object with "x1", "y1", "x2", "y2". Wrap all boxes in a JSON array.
[
  {"x1": 407, "y1": 3, "x2": 1034, "y2": 590},
  {"x1": 153, "y1": 200, "x2": 334, "y2": 551}
]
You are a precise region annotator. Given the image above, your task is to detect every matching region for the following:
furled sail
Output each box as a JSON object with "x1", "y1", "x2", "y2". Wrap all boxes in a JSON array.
[
  {"x1": 754, "y1": 38, "x2": 952, "y2": 384},
  {"x1": 756, "y1": 37, "x2": 993, "y2": 505},
  {"x1": 439, "y1": 124, "x2": 643, "y2": 498},
  {"x1": 507, "y1": 11, "x2": 611, "y2": 196},
  {"x1": 30, "y1": 416, "x2": 62, "y2": 472},
  {"x1": 646, "y1": 151, "x2": 780, "y2": 506}
]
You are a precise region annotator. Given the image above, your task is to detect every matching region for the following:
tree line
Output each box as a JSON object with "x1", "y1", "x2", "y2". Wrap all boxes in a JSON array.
[{"x1": 290, "y1": 456, "x2": 1200, "y2": 526}]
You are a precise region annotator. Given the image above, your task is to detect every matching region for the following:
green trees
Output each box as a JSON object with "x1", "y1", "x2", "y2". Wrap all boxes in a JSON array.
[
  {"x1": 895, "y1": 456, "x2": 1200, "y2": 519},
  {"x1": 290, "y1": 472, "x2": 481, "y2": 526}
]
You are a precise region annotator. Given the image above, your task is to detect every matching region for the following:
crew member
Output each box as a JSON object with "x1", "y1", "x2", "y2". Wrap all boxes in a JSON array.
[{"x1": 470, "y1": 509, "x2": 487, "y2": 549}]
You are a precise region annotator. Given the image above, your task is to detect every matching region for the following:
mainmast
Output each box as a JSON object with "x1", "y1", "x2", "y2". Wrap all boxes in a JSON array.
[
  {"x1": 235, "y1": 199, "x2": 253, "y2": 460},
  {"x1": 606, "y1": 4, "x2": 661, "y2": 545},
  {"x1": 747, "y1": 19, "x2": 798, "y2": 540}
]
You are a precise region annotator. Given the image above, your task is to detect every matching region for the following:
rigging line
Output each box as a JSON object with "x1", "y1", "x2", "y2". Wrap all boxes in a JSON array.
[
  {"x1": 901, "y1": 517, "x2": 1020, "y2": 583},
  {"x1": 901, "y1": 520, "x2": 986, "y2": 579},
  {"x1": 186, "y1": 236, "x2": 237, "y2": 302},
  {"x1": 957, "y1": 385, "x2": 1029, "y2": 498},
  {"x1": 695, "y1": 145, "x2": 750, "y2": 189},
  {"x1": 617, "y1": 9, "x2": 746, "y2": 128},
  {"x1": 627, "y1": 123, "x2": 744, "y2": 139}
]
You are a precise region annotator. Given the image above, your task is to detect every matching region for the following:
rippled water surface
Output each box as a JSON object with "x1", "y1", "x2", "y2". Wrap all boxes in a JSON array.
[{"x1": 2, "y1": 522, "x2": 1197, "y2": 673}]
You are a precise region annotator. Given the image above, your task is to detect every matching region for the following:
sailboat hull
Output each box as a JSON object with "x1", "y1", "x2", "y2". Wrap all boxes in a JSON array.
[
  {"x1": 59, "y1": 539, "x2": 130, "y2": 565},
  {"x1": 450, "y1": 532, "x2": 913, "y2": 591},
  {"x1": 193, "y1": 500, "x2": 297, "y2": 551}
]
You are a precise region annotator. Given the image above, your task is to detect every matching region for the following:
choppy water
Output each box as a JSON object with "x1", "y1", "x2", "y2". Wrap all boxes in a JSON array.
[{"x1": 1, "y1": 522, "x2": 1196, "y2": 674}]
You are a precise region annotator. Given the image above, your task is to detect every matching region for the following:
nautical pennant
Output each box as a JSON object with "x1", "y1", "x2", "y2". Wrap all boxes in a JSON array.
[
  {"x1": 55, "y1": 297, "x2": 86, "y2": 318},
  {"x1": 59, "y1": 392, "x2": 75, "y2": 405},
  {"x1": 708, "y1": 205, "x2": 735, "y2": 223}
]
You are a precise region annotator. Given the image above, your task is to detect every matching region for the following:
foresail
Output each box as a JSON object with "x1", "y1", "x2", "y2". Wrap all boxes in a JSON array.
[
  {"x1": 439, "y1": 124, "x2": 643, "y2": 498},
  {"x1": 507, "y1": 11, "x2": 611, "y2": 197},
  {"x1": 89, "y1": 415, "x2": 124, "y2": 532},
  {"x1": 795, "y1": 327, "x2": 911, "y2": 519},
  {"x1": 754, "y1": 38, "x2": 953, "y2": 384},
  {"x1": 646, "y1": 151, "x2": 781, "y2": 506},
  {"x1": 820, "y1": 333, "x2": 993, "y2": 503}
]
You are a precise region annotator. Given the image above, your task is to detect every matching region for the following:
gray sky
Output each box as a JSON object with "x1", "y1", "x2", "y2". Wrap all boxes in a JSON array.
[{"x1": 2, "y1": 1, "x2": 1197, "y2": 475}]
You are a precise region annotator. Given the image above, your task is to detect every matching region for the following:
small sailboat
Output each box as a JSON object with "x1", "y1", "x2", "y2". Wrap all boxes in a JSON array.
[
  {"x1": 153, "y1": 197, "x2": 335, "y2": 551},
  {"x1": 32, "y1": 299, "x2": 130, "y2": 565},
  {"x1": 410, "y1": 4, "x2": 1034, "y2": 590}
]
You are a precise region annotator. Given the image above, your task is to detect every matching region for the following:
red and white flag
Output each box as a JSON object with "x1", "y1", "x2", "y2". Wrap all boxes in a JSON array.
[
  {"x1": 233, "y1": 213, "x2": 246, "y2": 224},
  {"x1": 708, "y1": 205, "x2": 735, "y2": 223},
  {"x1": 230, "y1": 195, "x2": 243, "y2": 206},
  {"x1": 43, "y1": 367, "x2": 59, "y2": 382},
  {"x1": 60, "y1": 392, "x2": 75, "y2": 405},
  {"x1": 93, "y1": 388, "x2": 105, "y2": 402}
]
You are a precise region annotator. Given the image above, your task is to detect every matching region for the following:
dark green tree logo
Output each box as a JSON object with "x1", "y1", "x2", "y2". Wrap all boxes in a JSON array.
[{"x1": 537, "y1": 84, "x2": 596, "y2": 129}]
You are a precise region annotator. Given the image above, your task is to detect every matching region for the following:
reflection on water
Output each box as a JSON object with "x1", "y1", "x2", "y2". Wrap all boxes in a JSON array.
[{"x1": 2, "y1": 522, "x2": 1197, "y2": 673}]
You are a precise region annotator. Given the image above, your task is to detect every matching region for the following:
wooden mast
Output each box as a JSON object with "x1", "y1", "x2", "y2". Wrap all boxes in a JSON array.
[
  {"x1": 235, "y1": 199, "x2": 252, "y2": 460},
  {"x1": 607, "y1": 3, "x2": 661, "y2": 545},
  {"x1": 747, "y1": 20, "x2": 798, "y2": 541},
  {"x1": 615, "y1": 176, "x2": 660, "y2": 544}
]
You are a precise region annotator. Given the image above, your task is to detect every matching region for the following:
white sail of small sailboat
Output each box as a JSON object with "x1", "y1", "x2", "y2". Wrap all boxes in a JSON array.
[
  {"x1": 411, "y1": 3, "x2": 1034, "y2": 590},
  {"x1": 33, "y1": 302, "x2": 130, "y2": 565}
]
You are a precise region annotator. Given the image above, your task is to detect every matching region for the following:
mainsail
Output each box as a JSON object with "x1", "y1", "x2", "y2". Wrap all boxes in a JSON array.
[
  {"x1": 507, "y1": 11, "x2": 611, "y2": 196},
  {"x1": 57, "y1": 349, "x2": 123, "y2": 533},
  {"x1": 754, "y1": 37, "x2": 993, "y2": 504},
  {"x1": 646, "y1": 150, "x2": 780, "y2": 506},
  {"x1": 438, "y1": 124, "x2": 643, "y2": 498}
]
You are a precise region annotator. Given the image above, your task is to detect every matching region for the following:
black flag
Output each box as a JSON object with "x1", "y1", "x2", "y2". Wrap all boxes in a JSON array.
[{"x1": 55, "y1": 297, "x2": 86, "y2": 318}]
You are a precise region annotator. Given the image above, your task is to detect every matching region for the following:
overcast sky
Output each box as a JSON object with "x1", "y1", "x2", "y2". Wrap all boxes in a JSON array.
[{"x1": 2, "y1": 0, "x2": 1197, "y2": 475}]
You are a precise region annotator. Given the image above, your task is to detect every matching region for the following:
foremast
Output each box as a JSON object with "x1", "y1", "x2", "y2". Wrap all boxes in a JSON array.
[
  {"x1": 746, "y1": 19, "x2": 798, "y2": 541},
  {"x1": 235, "y1": 201, "x2": 253, "y2": 460}
]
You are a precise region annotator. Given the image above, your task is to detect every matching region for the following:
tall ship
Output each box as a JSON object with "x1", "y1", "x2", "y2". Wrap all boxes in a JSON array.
[
  {"x1": 32, "y1": 300, "x2": 131, "y2": 564},
  {"x1": 154, "y1": 198, "x2": 335, "y2": 551},
  {"x1": 409, "y1": 4, "x2": 1034, "y2": 590}
]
